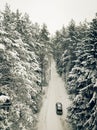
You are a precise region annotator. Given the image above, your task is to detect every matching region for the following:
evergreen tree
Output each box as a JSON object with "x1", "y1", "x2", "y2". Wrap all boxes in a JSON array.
[
  {"x1": 2, "y1": 3, "x2": 12, "y2": 31},
  {"x1": 38, "y1": 23, "x2": 50, "y2": 86},
  {"x1": 67, "y1": 16, "x2": 97, "y2": 130},
  {"x1": 39, "y1": 23, "x2": 49, "y2": 42},
  {"x1": 0, "y1": 5, "x2": 50, "y2": 130}
]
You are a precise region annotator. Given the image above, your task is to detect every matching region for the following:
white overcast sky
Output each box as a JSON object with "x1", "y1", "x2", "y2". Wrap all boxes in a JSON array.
[{"x1": 0, "y1": 0, "x2": 97, "y2": 34}]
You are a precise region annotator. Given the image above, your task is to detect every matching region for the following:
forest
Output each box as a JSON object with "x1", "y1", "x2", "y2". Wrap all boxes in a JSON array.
[
  {"x1": 0, "y1": 3, "x2": 97, "y2": 130},
  {"x1": 0, "y1": 4, "x2": 51, "y2": 130}
]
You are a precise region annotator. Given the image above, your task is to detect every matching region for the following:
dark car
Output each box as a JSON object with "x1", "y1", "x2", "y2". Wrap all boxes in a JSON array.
[{"x1": 56, "y1": 102, "x2": 63, "y2": 115}]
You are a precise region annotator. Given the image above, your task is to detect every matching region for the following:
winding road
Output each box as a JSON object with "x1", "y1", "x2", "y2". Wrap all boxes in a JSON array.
[{"x1": 38, "y1": 59, "x2": 72, "y2": 130}]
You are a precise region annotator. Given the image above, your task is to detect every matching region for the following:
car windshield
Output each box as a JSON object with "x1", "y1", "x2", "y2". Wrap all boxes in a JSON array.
[{"x1": 57, "y1": 103, "x2": 62, "y2": 108}]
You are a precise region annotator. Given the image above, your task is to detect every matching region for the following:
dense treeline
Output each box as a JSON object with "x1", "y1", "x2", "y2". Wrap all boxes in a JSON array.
[
  {"x1": 1, "y1": 3, "x2": 97, "y2": 130},
  {"x1": 52, "y1": 14, "x2": 97, "y2": 130},
  {"x1": 0, "y1": 4, "x2": 50, "y2": 130}
]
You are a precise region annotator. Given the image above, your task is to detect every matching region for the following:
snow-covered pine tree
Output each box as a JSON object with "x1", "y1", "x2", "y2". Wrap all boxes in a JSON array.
[
  {"x1": 37, "y1": 23, "x2": 50, "y2": 86},
  {"x1": 67, "y1": 21, "x2": 89, "y2": 93},
  {"x1": 67, "y1": 16, "x2": 97, "y2": 130},
  {"x1": 0, "y1": 5, "x2": 50, "y2": 130},
  {"x1": 1, "y1": 3, "x2": 11, "y2": 31},
  {"x1": 60, "y1": 20, "x2": 79, "y2": 82},
  {"x1": 51, "y1": 30, "x2": 64, "y2": 75}
]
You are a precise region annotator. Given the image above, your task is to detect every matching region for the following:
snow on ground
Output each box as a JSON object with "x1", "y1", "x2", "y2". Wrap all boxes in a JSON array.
[{"x1": 38, "y1": 59, "x2": 72, "y2": 130}]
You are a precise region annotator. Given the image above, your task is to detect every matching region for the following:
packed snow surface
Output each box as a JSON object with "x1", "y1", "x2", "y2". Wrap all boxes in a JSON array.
[{"x1": 38, "y1": 59, "x2": 72, "y2": 130}]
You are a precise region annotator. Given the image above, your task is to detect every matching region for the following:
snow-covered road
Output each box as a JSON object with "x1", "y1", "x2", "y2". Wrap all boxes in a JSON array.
[{"x1": 37, "y1": 59, "x2": 72, "y2": 130}]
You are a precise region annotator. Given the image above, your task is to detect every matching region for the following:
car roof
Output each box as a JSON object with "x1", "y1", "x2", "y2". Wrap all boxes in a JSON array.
[{"x1": 56, "y1": 102, "x2": 62, "y2": 106}]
